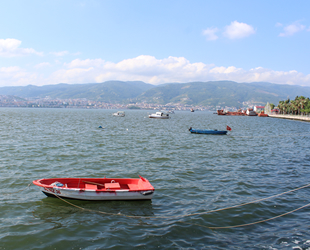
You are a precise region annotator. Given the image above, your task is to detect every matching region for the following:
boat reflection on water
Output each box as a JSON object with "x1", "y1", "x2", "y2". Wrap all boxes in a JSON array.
[{"x1": 32, "y1": 197, "x2": 155, "y2": 222}]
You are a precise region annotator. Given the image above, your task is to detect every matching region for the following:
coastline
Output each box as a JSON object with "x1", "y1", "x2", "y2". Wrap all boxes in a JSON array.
[{"x1": 268, "y1": 114, "x2": 310, "y2": 122}]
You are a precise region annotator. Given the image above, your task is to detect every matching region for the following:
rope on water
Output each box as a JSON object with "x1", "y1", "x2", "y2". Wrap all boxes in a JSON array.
[
  {"x1": 181, "y1": 202, "x2": 310, "y2": 229},
  {"x1": 2, "y1": 183, "x2": 32, "y2": 195},
  {"x1": 180, "y1": 182, "x2": 310, "y2": 218},
  {"x1": 49, "y1": 182, "x2": 310, "y2": 228},
  {"x1": 11, "y1": 182, "x2": 309, "y2": 228}
]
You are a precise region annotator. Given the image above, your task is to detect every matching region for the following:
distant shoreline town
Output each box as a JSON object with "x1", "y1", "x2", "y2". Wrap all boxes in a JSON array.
[
  {"x1": 0, "y1": 95, "x2": 213, "y2": 111},
  {"x1": 1, "y1": 94, "x2": 309, "y2": 117}
]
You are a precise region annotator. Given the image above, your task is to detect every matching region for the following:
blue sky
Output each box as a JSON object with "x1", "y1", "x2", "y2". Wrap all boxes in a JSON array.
[{"x1": 1, "y1": 0, "x2": 310, "y2": 87}]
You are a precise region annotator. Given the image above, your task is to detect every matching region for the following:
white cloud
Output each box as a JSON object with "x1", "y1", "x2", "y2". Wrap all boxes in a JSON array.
[
  {"x1": 0, "y1": 38, "x2": 43, "y2": 57},
  {"x1": 202, "y1": 27, "x2": 219, "y2": 41},
  {"x1": 275, "y1": 22, "x2": 283, "y2": 27},
  {"x1": 50, "y1": 51, "x2": 69, "y2": 57},
  {"x1": 0, "y1": 66, "x2": 21, "y2": 73},
  {"x1": 0, "y1": 66, "x2": 39, "y2": 86},
  {"x1": 65, "y1": 58, "x2": 105, "y2": 68},
  {"x1": 34, "y1": 62, "x2": 51, "y2": 69},
  {"x1": 279, "y1": 21, "x2": 306, "y2": 37},
  {"x1": 223, "y1": 21, "x2": 255, "y2": 39},
  {"x1": 47, "y1": 55, "x2": 310, "y2": 86},
  {"x1": 1, "y1": 55, "x2": 310, "y2": 87}
]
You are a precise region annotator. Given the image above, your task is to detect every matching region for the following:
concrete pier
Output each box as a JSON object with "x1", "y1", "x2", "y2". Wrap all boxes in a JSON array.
[{"x1": 268, "y1": 114, "x2": 310, "y2": 122}]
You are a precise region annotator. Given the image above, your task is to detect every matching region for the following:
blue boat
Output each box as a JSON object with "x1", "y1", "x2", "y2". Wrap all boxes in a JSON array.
[{"x1": 189, "y1": 127, "x2": 228, "y2": 135}]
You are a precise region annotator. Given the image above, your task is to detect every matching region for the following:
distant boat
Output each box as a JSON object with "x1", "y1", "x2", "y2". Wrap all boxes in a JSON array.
[
  {"x1": 32, "y1": 176, "x2": 155, "y2": 201},
  {"x1": 149, "y1": 111, "x2": 170, "y2": 119},
  {"x1": 246, "y1": 109, "x2": 258, "y2": 116},
  {"x1": 112, "y1": 111, "x2": 125, "y2": 117},
  {"x1": 217, "y1": 109, "x2": 245, "y2": 116},
  {"x1": 191, "y1": 108, "x2": 194, "y2": 112},
  {"x1": 258, "y1": 111, "x2": 269, "y2": 117},
  {"x1": 189, "y1": 127, "x2": 228, "y2": 135}
]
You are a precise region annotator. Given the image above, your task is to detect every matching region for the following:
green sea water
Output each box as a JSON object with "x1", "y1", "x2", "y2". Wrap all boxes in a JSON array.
[{"x1": 1, "y1": 108, "x2": 310, "y2": 249}]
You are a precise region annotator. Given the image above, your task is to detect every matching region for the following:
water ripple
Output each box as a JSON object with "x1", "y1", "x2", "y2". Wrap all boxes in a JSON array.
[{"x1": 1, "y1": 108, "x2": 310, "y2": 249}]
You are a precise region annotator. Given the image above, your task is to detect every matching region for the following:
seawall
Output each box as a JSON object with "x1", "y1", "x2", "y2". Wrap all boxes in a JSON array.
[{"x1": 268, "y1": 114, "x2": 310, "y2": 122}]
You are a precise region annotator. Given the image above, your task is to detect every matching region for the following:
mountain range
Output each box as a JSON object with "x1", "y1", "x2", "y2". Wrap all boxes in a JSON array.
[{"x1": 1, "y1": 80, "x2": 310, "y2": 108}]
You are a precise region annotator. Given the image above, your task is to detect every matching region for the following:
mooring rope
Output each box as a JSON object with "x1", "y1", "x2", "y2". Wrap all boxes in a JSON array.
[
  {"x1": 181, "y1": 202, "x2": 310, "y2": 229},
  {"x1": 46, "y1": 182, "x2": 310, "y2": 230},
  {"x1": 8, "y1": 182, "x2": 309, "y2": 229},
  {"x1": 2, "y1": 183, "x2": 32, "y2": 195}
]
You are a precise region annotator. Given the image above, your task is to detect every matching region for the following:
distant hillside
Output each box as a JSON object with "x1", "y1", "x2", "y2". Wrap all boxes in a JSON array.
[
  {"x1": 0, "y1": 81, "x2": 153, "y2": 103},
  {"x1": 136, "y1": 81, "x2": 310, "y2": 107},
  {"x1": 1, "y1": 80, "x2": 310, "y2": 107}
]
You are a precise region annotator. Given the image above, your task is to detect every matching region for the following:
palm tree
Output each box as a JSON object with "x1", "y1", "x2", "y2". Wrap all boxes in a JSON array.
[
  {"x1": 278, "y1": 97, "x2": 310, "y2": 116},
  {"x1": 278, "y1": 101, "x2": 284, "y2": 114},
  {"x1": 290, "y1": 100, "x2": 298, "y2": 115},
  {"x1": 297, "y1": 96, "x2": 307, "y2": 115},
  {"x1": 283, "y1": 99, "x2": 290, "y2": 114},
  {"x1": 301, "y1": 97, "x2": 310, "y2": 115}
]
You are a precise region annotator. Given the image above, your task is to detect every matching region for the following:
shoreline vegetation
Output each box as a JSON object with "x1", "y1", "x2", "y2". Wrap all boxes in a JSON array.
[
  {"x1": 266, "y1": 96, "x2": 310, "y2": 122},
  {"x1": 277, "y1": 96, "x2": 310, "y2": 115}
]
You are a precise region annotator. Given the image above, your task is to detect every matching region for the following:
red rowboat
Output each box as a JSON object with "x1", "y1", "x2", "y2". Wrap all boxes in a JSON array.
[{"x1": 33, "y1": 175, "x2": 155, "y2": 201}]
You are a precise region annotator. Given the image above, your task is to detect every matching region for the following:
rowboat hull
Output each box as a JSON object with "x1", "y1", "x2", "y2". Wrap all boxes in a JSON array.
[
  {"x1": 33, "y1": 176, "x2": 155, "y2": 201},
  {"x1": 189, "y1": 128, "x2": 227, "y2": 135},
  {"x1": 39, "y1": 188, "x2": 154, "y2": 201}
]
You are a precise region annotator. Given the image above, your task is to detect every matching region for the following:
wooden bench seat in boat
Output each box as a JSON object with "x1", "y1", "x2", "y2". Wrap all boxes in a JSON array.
[
  {"x1": 85, "y1": 183, "x2": 98, "y2": 190},
  {"x1": 105, "y1": 182, "x2": 121, "y2": 189},
  {"x1": 127, "y1": 184, "x2": 139, "y2": 190}
]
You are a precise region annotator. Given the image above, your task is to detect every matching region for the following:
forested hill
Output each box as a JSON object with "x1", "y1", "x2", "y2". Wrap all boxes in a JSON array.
[
  {"x1": 135, "y1": 81, "x2": 310, "y2": 107},
  {"x1": 1, "y1": 80, "x2": 310, "y2": 107},
  {"x1": 0, "y1": 81, "x2": 153, "y2": 103}
]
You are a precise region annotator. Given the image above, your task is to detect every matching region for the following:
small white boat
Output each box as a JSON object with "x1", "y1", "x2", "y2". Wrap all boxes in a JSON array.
[
  {"x1": 112, "y1": 111, "x2": 125, "y2": 117},
  {"x1": 33, "y1": 176, "x2": 155, "y2": 201},
  {"x1": 246, "y1": 109, "x2": 258, "y2": 116},
  {"x1": 148, "y1": 111, "x2": 170, "y2": 119}
]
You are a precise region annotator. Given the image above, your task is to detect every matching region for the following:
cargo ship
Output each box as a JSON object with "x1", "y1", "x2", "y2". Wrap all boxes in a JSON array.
[
  {"x1": 217, "y1": 109, "x2": 258, "y2": 116},
  {"x1": 217, "y1": 109, "x2": 246, "y2": 116}
]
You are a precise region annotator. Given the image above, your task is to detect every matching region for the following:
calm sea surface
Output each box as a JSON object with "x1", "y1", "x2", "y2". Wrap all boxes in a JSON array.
[{"x1": 1, "y1": 108, "x2": 310, "y2": 249}]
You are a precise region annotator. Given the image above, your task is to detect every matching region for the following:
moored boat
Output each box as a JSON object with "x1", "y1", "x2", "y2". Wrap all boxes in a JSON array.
[
  {"x1": 258, "y1": 111, "x2": 269, "y2": 117},
  {"x1": 246, "y1": 109, "x2": 258, "y2": 116},
  {"x1": 112, "y1": 111, "x2": 125, "y2": 117},
  {"x1": 217, "y1": 109, "x2": 245, "y2": 116},
  {"x1": 148, "y1": 111, "x2": 170, "y2": 119},
  {"x1": 32, "y1": 176, "x2": 155, "y2": 200},
  {"x1": 189, "y1": 127, "x2": 230, "y2": 135}
]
